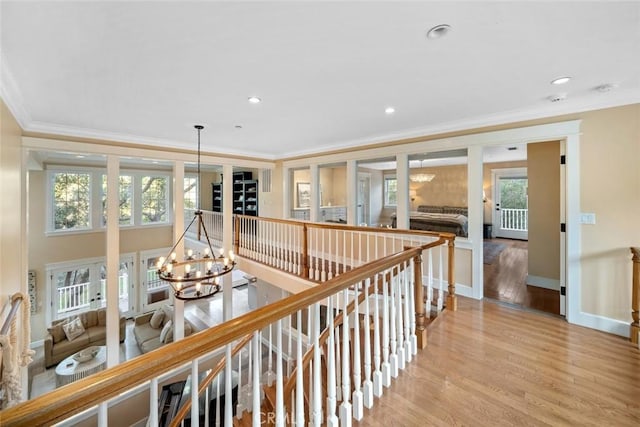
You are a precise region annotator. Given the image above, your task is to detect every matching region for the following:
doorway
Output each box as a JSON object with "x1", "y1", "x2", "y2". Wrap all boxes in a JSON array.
[
  {"x1": 357, "y1": 173, "x2": 371, "y2": 226},
  {"x1": 492, "y1": 168, "x2": 528, "y2": 240}
]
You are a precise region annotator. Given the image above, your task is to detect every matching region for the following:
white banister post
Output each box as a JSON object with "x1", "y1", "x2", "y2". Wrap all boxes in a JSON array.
[
  {"x1": 362, "y1": 278, "x2": 374, "y2": 408},
  {"x1": 352, "y1": 281, "x2": 364, "y2": 420},
  {"x1": 326, "y1": 297, "x2": 339, "y2": 427},
  {"x1": 149, "y1": 378, "x2": 159, "y2": 427},
  {"x1": 275, "y1": 320, "x2": 284, "y2": 427},
  {"x1": 191, "y1": 359, "x2": 199, "y2": 425},
  {"x1": 396, "y1": 271, "x2": 406, "y2": 371},
  {"x1": 389, "y1": 271, "x2": 399, "y2": 378},
  {"x1": 372, "y1": 274, "x2": 383, "y2": 397},
  {"x1": 252, "y1": 331, "x2": 261, "y2": 426},
  {"x1": 409, "y1": 260, "x2": 418, "y2": 357},
  {"x1": 225, "y1": 344, "x2": 233, "y2": 427},
  {"x1": 437, "y1": 245, "x2": 444, "y2": 312},
  {"x1": 295, "y1": 311, "x2": 305, "y2": 427},
  {"x1": 381, "y1": 271, "x2": 391, "y2": 387},
  {"x1": 339, "y1": 288, "x2": 352, "y2": 427},
  {"x1": 312, "y1": 303, "x2": 322, "y2": 426},
  {"x1": 404, "y1": 260, "x2": 413, "y2": 362}
]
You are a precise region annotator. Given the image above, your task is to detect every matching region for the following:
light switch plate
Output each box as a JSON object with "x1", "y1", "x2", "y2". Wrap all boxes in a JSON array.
[{"x1": 580, "y1": 213, "x2": 596, "y2": 224}]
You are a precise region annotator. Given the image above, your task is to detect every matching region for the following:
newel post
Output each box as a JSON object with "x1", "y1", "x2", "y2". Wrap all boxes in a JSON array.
[
  {"x1": 413, "y1": 254, "x2": 427, "y2": 349},
  {"x1": 631, "y1": 247, "x2": 640, "y2": 345},
  {"x1": 302, "y1": 224, "x2": 309, "y2": 279},
  {"x1": 446, "y1": 237, "x2": 457, "y2": 311},
  {"x1": 233, "y1": 215, "x2": 240, "y2": 255}
]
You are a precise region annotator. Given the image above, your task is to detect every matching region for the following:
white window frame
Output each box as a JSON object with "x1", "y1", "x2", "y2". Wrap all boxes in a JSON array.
[
  {"x1": 47, "y1": 167, "x2": 173, "y2": 235},
  {"x1": 184, "y1": 174, "x2": 199, "y2": 211},
  {"x1": 383, "y1": 174, "x2": 398, "y2": 207}
]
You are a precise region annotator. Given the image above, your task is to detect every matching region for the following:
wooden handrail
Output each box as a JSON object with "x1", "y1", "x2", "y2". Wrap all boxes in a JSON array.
[
  {"x1": 169, "y1": 333, "x2": 253, "y2": 427},
  {"x1": 0, "y1": 294, "x2": 24, "y2": 336},
  {"x1": 0, "y1": 248, "x2": 424, "y2": 426},
  {"x1": 631, "y1": 247, "x2": 639, "y2": 345}
]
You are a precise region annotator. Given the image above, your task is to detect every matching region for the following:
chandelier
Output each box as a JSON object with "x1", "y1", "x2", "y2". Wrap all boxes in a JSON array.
[
  {"x1": 409, "y1": 173, "x2": 435, "y2": 183},
  {"x1": 156, "y1": 125, "x2": 236, "y2": 300}
]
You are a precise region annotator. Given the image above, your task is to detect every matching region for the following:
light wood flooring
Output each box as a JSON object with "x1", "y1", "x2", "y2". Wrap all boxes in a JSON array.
[
  {"x1": 484, "y1": 238, "x2": 560, "y2": 315},
  {"x1": 355, "y1": 297, "x2": 640, "y2": 426}
]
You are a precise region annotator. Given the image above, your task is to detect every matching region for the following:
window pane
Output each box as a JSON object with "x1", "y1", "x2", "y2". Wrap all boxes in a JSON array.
[
  {"x1": 53, "y1": 172, "x2": 91, "y2": 230},
  {"x1": 55, "y1": 267, "x2": 91, "y2": 315},
  {"x1": 384, "y1": 177, "x2": 397, "y2": 206},
  {"x1": 184, "y1": 177, "x2": 198, "y2": 210},
  {"x1": 141, "y1": 176, "x2": 168, "y2": 223},
  {"x1": 102, "y1": 175, "x2": 133, "y2": 226}
]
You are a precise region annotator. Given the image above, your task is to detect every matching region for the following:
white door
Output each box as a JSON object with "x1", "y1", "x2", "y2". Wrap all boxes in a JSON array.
[
  {"x1": 100, "y1": 255, "x2": 135, "y2": 317},
  {"x1": 140, "y1": 248, "x2": 172, "y2": 313},
  {"x1": 357, "y1": 173, "x2": 371, "y2": 226},
  {"x1": 492, "y1": 168, "x2": 528, "y2": 240}
]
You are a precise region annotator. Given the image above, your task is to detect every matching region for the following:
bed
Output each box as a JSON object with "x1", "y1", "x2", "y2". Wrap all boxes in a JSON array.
[{"x1": 390, "y1": 205, "x2": 468, "y2": 237}]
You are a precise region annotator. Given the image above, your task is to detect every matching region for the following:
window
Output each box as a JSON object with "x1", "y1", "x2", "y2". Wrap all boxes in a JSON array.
[
  {"x1": 102, "y1": 175, "x2": 133, "y2": 226},
  {"x1": 141, "y1": 175, "x2": 168, "y2": 224},
  {"x1": 384, "y1": 175, "x2": 397, "y2": 206},
  {"x1": 52, "y1": 172, "x2": 91, "y2": 231},
  {"x1": 184, "y1": 176, "x2": 198, "y2": 210}
]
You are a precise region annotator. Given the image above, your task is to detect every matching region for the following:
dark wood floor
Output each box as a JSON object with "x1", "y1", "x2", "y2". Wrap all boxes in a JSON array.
[
  {"x1": 355, "y1": 297, "x2": 640, "y2": 426},
  {"x1": 483, "y1": 238, "x2": 560, "y2": 315}
]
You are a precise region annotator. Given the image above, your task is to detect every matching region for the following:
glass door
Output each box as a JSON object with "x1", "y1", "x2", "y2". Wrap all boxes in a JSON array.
[
  {"x1": 140, "y1": 248, "x2": 172, "y2": 313},
  {"x1": 492, "y1": 168, "x2": 528, "y2": 240}
]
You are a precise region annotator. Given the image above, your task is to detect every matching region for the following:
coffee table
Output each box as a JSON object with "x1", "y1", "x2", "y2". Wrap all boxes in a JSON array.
[{"x1": 55, "y1": 345, "x2": 107, "y2": 386}]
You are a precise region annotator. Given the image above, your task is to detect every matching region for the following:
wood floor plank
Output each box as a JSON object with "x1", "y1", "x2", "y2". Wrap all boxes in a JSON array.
[{"x1": 355, "y1": 298, "x2": 640, "y2": 426}]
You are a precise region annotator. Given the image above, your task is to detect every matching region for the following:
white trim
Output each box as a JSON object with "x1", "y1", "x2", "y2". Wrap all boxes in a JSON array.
[
  {"x1": 453, "y1": 283, "x2": 474, "y2": 299},
  {"x1": 526, "y1": 275, "x2": 560, "y2": 291},
  {"x1": 571, "y1": 312, "x2": 630, "y2": 338},
  {"x1": 564, "y1": 133, "x2": 581, "y2": 325},
  {"x1": 30, "y1": 339, "x2": 44, "y2": 349}
]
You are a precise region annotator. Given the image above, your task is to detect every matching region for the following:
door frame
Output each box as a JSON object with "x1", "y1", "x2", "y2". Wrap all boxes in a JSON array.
[
  {"x1": 491, "y1": 167, "x2": 528, "y2": 240},
  {"x1": 357, "y1": 172, "x2": 371, "y2": 226}
]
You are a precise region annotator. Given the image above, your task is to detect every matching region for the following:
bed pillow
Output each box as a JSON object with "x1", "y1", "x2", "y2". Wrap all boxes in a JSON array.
[
  {"x1": 149, "y1": 309, "x2": 165, "y2": 329},
  {"x1": 62, "y1": 317, "x2": 85, "y2": 342},
  {"x1": 159, "y1": 320, "x2": 173, "y2": 343}
]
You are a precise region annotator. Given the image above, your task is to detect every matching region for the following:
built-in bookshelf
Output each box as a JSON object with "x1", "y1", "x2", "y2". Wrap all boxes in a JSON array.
[{"x1": 213, "y1": 171, "x2": 258, "y2": 216}]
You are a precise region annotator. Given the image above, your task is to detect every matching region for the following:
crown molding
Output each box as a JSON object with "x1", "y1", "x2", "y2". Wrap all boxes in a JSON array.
[{"x1": 0, "y1": 52, "x2": 31, "y2": 128}]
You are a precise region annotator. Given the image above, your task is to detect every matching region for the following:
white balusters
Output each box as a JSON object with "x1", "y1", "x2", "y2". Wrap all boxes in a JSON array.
[
  {"x1": 225, "y1": 344, "x2": 233, "y2": 427},
  {"x1": 295, "y1": 310, "x2": 305, "y2": 427},
  {"x1": 389, "y1": 271, "x2": 399, "y2": 378},
  {"x1": 149, "y1": 377, "x2": 158, "y2": 427},
  {"x1": 395, "y1": 272, "x2": 406, "y2": 372},
  {"x1": 362, "y1": 277, "x2": 374, "y2": 407},
  {"x1": 339, "y1": 288, "x2": 352, "y2": 426},
  {"x1": 312, "y1": 303, "x2": 322, "y2": 426},
  {"x1": 352, "y1": 281, "x2": 364, "y2": 420},
  {"x1": 372, "y1": 274, "x2": 383, "y2": 397},
  {"x1": 326, "y1": 296, "x2": 339, "y2": 427},
  {"x1": 381, "y1": 272, "x2": 391, "y2": 387},
  {"x1": 191, "y1": 359, "x2": 199, "y2": 425},
  {"x1": 403, "y1": 261, "x2": 412, "y2": 363},
  {"x1": 275, "y1": 319, "x2": 284, "y2": 426},
  {"x1": 252, "y1": 331, "x2": 261, "y2": 426}
]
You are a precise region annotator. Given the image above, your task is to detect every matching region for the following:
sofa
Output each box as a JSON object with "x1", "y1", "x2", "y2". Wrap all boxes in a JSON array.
[
  {"x1": 45, "y1": 307, "x2": 126, "y2": 368},
  {"x1": 133, "y1": 304, "x2": 195, "y2": 354}
]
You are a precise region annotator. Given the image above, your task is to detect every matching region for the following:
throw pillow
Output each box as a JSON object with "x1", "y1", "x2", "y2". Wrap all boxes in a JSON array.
[
  {"x1": 97, "y1": 308, "x2": 107, "y2": 326},
  {"x1": 47, "y1": 323, "x2": 66, "y2": 344},
  {"x1": 62, "y1": 317, "x2": 86, "y2": 342},
  {"x1": 149, "y1": 309, "x2": 164, "y2": 329},
  {"x1": 164, "y1": 322, "x2": 192, "y2": 344},
  {"x1": 163, "y1": 325, "x2": 175, "y2": 344},
  {"x1": 159, "y1": 320, "x2": 172, "y2": 343}
]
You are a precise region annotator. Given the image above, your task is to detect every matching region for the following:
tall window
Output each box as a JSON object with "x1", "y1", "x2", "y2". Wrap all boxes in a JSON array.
[
  {"x1": 184, "y1": 176, "x2": 198, "y2": 210},
  {"x1": 384, "y1": 175, "x2": 397, "y2": 206},
  {"x1": 52, "y1": 172, "x2": 91, "y2": 231},
  {"x1": 141, "y1": 176, "x2": 168, "y2": 224},
  {"x1": 102, "y1": 175, "x2": 133, "y2": 226}
]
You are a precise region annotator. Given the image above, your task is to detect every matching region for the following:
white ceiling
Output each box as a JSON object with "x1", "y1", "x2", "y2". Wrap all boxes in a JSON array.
[{"x1": 2, "y1": 1, "x2": 639, "y2": 160}]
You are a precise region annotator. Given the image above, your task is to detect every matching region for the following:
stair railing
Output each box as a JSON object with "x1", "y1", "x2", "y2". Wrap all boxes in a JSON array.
[{"x1": 0, "y1": 239, "x2": 450, "y2": 426}]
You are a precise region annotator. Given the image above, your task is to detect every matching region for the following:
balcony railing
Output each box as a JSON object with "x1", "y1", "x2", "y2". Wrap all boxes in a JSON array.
[
  {"x1": 500, "y1": 208, "x2": 528, "y2": 231},
  {"x1": 3, "y1": 215, "x2": 456, "y2": 426}
]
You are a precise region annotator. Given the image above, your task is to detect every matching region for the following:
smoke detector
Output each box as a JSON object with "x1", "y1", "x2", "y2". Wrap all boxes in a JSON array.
[
  {"x1": 548, "y1": 93, "x2": 567, "y2": 103},
  {"x1": 595, "y1": 83, "x2": 618, "y2": 93}
]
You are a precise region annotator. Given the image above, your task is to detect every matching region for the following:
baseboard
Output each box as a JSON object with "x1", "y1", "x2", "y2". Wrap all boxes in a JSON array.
[
  {"x1": 429, "y1": 278, "x2": 475, "y2": 299},
  {"x1": 526, "y1": 274, "x2": 560, "y2": 291},
  {"x1": 572, "y1": 311, "x2": 630, "y2": 338}
]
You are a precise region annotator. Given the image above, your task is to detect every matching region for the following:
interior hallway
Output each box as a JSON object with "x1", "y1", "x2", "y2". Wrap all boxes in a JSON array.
[{"x1": 483, "y1": 238, "x2": 560, "y2": 315}]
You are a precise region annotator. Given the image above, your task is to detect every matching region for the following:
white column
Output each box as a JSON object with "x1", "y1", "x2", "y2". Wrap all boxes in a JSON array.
[
  {"x1": 396, "y1": 153, "x2": 410, "y2": 229},
  {"x1": 105, "y1": 154, "x2": 120, "y2": 368},
  {"x1": 173, "y1": 160, "x2": 185, "y2": 340},
  {"x1": 346, "y1": 160, "x2": 357, "y2": 225},
  {"x1": 468, "y1": 145, "x2": 484, "y2": 300},
  {"x1": 310, "y1": 164, "x2": 319, "y2": 222},
  {"x1": 223, "y1": 164, "x2": 234, "y2": 321},
  {"x1": 283, "y1": 167, "x2": 291, "y2": 219}
]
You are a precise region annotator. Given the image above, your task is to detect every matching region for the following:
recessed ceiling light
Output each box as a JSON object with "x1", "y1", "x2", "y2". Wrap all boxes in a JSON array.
[
  {"x1": 426, "y1": 24, "x2": 451, "y2": 39},
  {"x1": 385, "y1": 107, "x2": 396, "y2": 114},
  {"x1": 248, "y1": 96, "x2": 261, "y2": 104},
  {"x1": 551, "y1": 76, "x2": 571, "y2": 85}
]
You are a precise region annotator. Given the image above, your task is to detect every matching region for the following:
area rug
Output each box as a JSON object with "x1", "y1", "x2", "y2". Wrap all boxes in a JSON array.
[{"x1": 483, "y1": 241, "x2": 506, "y2": 264}]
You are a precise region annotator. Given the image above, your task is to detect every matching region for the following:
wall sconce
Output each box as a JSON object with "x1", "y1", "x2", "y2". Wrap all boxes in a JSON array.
[
  {"x1": 483, "y1": 190, "x2": 487, "y2": 203},
  {"x1": 409, "y1": 190, "x2": 417, "y2": 202}
]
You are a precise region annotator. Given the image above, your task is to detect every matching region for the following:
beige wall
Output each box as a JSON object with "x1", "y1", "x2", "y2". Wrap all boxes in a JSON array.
[
  {"x1": 28, "y1": 170, "x2": 174, "y2": 340},
  {"x1": 407, "y1": 164, "x2": 468, "y2": 208},
  {"x1": 527, "y1": 141, "x2": 560, "y2": 283},
  {"x1": 0, "y1": 99, "x2": 25, "y2": 310},
  {"x1": 259, "y1": 162, "x2": 283, "y2": 218}
]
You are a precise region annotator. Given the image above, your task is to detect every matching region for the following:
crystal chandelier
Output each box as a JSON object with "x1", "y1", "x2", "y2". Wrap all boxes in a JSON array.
[
  {"x1": 409, "y1": 173, "x2": 435, "y2": 183},
  {"x1": 156, "y1": 125, "x2": 236, "y2": 300}
]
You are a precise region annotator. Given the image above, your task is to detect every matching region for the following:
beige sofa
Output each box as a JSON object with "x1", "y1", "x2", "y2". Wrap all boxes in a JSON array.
[
  {"x1": 133, "y1": 305, "x2": 195, "y2": 354},
  {"x1": 45, "y1": 308, "x2": 126, "y2": 368}
]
